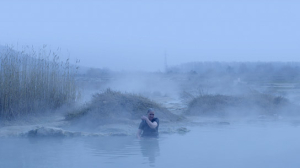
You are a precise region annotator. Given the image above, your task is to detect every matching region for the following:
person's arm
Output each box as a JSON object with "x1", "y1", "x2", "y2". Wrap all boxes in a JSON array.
[
  {"x1": 136, "y1": 129, "x2": 142, "y2": 139},
  {"x1": 141, "y1": 116, "x2": 158, "y2": 129}
]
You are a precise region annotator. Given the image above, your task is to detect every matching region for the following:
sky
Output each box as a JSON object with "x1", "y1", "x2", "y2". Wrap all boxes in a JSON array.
[{"x1": 0, "y1": 0, "x2": 299, "y2": 71}]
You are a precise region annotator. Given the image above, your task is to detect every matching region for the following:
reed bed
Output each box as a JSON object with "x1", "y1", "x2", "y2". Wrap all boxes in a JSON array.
[{"x1": 0, "y1": 46, "x2": 79, "y2": 120}]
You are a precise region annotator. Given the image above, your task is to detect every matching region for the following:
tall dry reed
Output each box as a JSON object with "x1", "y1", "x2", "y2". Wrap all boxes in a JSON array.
[{"x1": 0, "y1": 45, "x2": 79, "y2": 120}]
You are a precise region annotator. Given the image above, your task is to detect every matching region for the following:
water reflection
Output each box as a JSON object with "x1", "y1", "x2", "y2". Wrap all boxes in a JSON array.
[
  {"x1": 139, "y1": 138, "x2": 160, "y2": 166},
  {"x1": 84, "y1": 136, "x2": 138, "y2": 157},
  {"x1": 84, "y1": 136, "x2": 161, "y2": 166},
  {"x1": 2, "y1": 123, "x2": 300, "y2": 168}
]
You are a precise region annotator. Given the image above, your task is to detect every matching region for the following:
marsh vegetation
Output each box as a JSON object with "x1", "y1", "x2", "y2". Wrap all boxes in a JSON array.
[
  {"x1": 1, "y1": 45, "x2": 300, "y2": 133},
  {"x1": 1, "y1": 46, "x2": 300, "y2": 168},
  {"x1": 0, "y1": 46, "x2": 79, "y2": 120}
]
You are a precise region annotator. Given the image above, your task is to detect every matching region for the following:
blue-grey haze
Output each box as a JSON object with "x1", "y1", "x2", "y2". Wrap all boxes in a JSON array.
[{"x1": 0, "y1": 0, "x2": 299, "y2": 71}]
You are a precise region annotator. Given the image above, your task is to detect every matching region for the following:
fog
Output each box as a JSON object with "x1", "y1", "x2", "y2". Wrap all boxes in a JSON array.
[
  {"x1": 1, "y1": 0, "x2": 300, "y2": 71},
  {"x1": 1, "y1": 61, "x2": 300, "y2": 167},
  {"x1": 1, "y1": 1, "x2": 300, "y2": 168}
]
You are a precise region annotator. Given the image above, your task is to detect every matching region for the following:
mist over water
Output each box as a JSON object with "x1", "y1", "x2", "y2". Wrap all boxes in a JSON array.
[
  {"x1": 1, "y1": 60, "x2": 300, "y2": 167},
  {"x1": 1, "y1": 121, "x2": 300, "y2": 168},
  {"x1": 1, "y1": 1, "x2": 300, "y2": 167}
]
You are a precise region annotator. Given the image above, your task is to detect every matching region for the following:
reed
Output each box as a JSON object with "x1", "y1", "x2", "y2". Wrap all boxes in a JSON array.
[{"x1": 0, "y1": 46, "x2": 79, "y2": 120}]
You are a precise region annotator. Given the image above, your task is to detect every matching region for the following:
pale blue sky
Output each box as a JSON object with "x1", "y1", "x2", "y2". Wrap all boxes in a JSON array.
[{"x1": 0, "y1": 0, "x2": 299, "y2": 71}]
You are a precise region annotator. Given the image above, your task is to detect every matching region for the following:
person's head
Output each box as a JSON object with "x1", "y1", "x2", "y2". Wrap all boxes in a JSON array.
[{"x1": 147, "y1": 108, "x2": 155, "y2": 120}]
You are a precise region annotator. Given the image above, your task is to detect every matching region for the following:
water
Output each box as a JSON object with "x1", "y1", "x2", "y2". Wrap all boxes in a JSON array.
[{"x1": 1, "y1": 122, "x2": 300, "y2": 168}]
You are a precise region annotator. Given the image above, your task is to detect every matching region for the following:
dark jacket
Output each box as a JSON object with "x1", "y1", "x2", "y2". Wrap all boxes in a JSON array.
[{"x1": 138, "y1": 118, "x2": 159, "y2": 137}]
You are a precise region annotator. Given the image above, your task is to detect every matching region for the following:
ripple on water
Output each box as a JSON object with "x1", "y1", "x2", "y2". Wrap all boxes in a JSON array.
[{"x1": 1, "y1": 122, "x2": 300, "y2": 168}]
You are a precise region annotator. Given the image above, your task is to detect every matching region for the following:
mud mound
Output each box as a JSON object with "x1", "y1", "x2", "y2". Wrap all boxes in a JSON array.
[
  {"x1": 186, "y1": 93, "x2": 299, "y2": 117},
  {"x1": 23, "y1": 127, "x2": 130, "y2": 137},
  {"x1": 66, "y1": 89, "x2": 182, "y2": 126}
]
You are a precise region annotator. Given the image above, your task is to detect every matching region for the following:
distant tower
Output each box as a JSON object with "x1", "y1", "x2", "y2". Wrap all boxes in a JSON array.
[{"x1": 164, "y1": 50, "x2": 168, "y2": 72}]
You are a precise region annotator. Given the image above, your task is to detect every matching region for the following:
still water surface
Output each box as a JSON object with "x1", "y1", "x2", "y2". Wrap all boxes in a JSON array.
[{"x1": 1, "y1": 122, "x2": 300, "y2": 168}]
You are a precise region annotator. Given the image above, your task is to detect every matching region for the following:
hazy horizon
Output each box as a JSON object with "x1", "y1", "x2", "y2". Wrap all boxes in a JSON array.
[{"x1": 1, "y1": 0, "x2": 299, "y2": 71}]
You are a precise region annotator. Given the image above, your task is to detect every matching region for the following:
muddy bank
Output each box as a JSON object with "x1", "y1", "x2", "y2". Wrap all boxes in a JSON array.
[
  {"x1": 1, "y1": 90, "x2": 300, "y2": 138},
  {"x1": 0, "y1": 120, "x2": 193, "y2": 138},
  {"x1": 65, "y1": 89, "x2": 184, "y2": 128},
  {"x1": 0, "y1": 92, "x2": 190, "y2": 138},
  {"x1": 186, "y1": 92, "x2": 300, "y2": 117}
]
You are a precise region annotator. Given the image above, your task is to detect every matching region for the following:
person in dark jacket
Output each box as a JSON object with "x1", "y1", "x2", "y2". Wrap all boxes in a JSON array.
[{"x1": 137, "y1": 108, "x2": 159, "y2": 139}]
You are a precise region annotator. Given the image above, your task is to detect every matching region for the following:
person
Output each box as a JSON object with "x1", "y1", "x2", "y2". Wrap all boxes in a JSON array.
[{"x1": 137, "y1": 108, "x2": 159, "y2": 139}]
